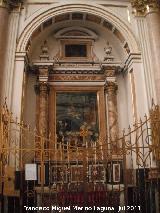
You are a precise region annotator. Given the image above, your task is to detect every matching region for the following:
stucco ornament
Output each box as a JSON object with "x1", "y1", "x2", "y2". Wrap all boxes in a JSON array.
[
  {"x1": 104, "y1": 42, "x2": 114, "y2": 62},
  {"x1": 40, "y1": 40, "x2": 50, "y2": 60},
  {"x1": 41, "y1": 40, "x2": 49, "y2": 55},
  {"x1": 104, "y1": 42, "x2": 112, "y2": 56}
]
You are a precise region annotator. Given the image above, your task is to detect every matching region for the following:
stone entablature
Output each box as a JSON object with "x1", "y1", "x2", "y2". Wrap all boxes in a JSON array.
[{"x1": 30, "y1": 61, "x2": 122, "y2": 83}]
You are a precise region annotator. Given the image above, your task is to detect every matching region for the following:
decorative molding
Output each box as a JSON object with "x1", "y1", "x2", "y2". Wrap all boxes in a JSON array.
[
  {"x1": 54, "y1": 26, "x2": 98, "y2": 40},
  {"x1": 131, "y1": 0, "x2": 160, "y2": 16},
  {"x1": 53, "y1": 62, "x2": 102, "y2": 70},
  {"x1": 49, "y1": 75, "x2": 105, "y2": 82},
  {"x1": 50, "y1": 69, "x2": 104, "y2": 75}
]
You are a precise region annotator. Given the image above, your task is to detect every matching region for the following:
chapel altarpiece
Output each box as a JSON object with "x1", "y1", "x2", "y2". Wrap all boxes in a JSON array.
[
  {"x1": 26, "y1": 28, "x2": 123, "y2": 205},
  {"x1": 31, "y1": 27, "x2": 120, "y2": 157}
]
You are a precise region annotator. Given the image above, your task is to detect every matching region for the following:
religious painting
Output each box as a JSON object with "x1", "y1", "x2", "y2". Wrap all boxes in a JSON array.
[
  {"x1": 107, "y1": 161, "x2": 123, "y2": 184},
  {"x1": 65, "y1": 44, "x2": 87, "y2": 57},
  {"x1": 71, "y1": 165, "x2": 83, "y2": 182},
  {"x1": 89, "y1": 164, "x2": 106, "y2": 182},
  {"x1": 56, "y1": 92, "x2": 99, "y2": 146},
  {"x1": 113, "y1": 163, "x2": 121, "y2": 182},
  {"x1": 107, "y1": 162, "x2": 112, "y2": 183},
  {"x1": 51, "y1": 165, "x2": 68, "y2": 183}
]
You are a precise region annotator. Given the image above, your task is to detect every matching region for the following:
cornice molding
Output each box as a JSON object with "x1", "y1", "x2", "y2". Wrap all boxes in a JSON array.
[{"x1": 131, "y1": 0, "x2": 160, "y2": 16}]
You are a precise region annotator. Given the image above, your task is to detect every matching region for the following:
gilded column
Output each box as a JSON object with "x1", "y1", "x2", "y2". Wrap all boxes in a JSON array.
[
  {"x1": 105, "y1": 81, "x2": 119, "y2": 152},
  {"x1": 131, "y1": 0, "x2": 160, "y2": 103},
  {"x1": 0, "y1": 0, "x2": 9, "y2": 102}
]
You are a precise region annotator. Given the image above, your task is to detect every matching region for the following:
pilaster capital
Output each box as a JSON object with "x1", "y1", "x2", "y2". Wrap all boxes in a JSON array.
[
  {"x1": 131, "y1": 0, "x2": 160, "y2": 16},
  {"x1": 105, "y1": 81, "x2": 118, "y2": 95},
  {"x1": 0, "y1": 0, "x2": 23, "y2": 10},
  {"x1": 0, "y1": 0, "x2": 7, "y2": 8}
]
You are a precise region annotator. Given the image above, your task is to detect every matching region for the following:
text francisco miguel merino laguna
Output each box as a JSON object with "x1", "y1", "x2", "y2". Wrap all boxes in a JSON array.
[{"x1": 24, "y1": 205, "x2": 141, "y2": 212}]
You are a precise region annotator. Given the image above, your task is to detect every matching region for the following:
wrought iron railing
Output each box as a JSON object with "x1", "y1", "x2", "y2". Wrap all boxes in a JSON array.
[{"x1": 0, "y1": 101, "x2": 160, "y2": 212}]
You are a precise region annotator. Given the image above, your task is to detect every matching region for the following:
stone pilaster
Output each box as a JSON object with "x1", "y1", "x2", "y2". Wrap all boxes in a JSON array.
[
  {"x1": 131, "y1": 0, "x2": 160, "y2": 104},
  {"x1": 3, "y1": 9, "x2": 21, "y2": 106},
  {"x1": 0, "y1": 0, "x2": 23, "y2": 104},
  {"x1": 0, "y1": 1, "x2": 9, "y2": 103},
  {"x1": 105, "y1": 81, "x2": 119, "y2": 152}
]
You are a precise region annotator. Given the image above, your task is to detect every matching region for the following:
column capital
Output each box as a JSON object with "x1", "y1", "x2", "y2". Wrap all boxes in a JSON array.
[
  {"x1": 34, "y1": 82, "x2": 50, "y2": 95},
  {"x1": 105, "y1": 81, "x2": 118, "y2": 95},
  {"x1": 131, "y1": 0, "x2": 160, "y2": 16}
]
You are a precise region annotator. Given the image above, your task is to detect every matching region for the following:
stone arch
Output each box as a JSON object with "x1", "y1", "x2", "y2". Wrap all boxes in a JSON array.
[{"x1": 16, "y1": 2, "x2": 139, "y2": 54}]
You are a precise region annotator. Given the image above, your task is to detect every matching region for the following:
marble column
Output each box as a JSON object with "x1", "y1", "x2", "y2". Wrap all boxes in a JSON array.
[
  {"x1": 132, "y1": 0, "x2": 160, "y2": 103},
  {"x1": 38, "y1": 82, "x2": 49, "y2": 139},
  {"x1": 105, "y1": 81, "x2": 119, "y2": 152},
  {"x1": 35, "y1": 81, "x2": 49, "y2": 160},
  {"x1": 36, "y1": 66, "x2": 50, "y2": 137},
  {"x1": 0, "y1": 2, "x2": 9, "y2": 103},
  {"x1": 35, "y1": 65, "x2": 51, "y2": 160}
]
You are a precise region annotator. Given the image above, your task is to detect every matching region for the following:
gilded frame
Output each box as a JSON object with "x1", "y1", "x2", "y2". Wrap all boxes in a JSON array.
[{"x1": 49, "y1": 86, "x2": 106, "y2": 148}]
